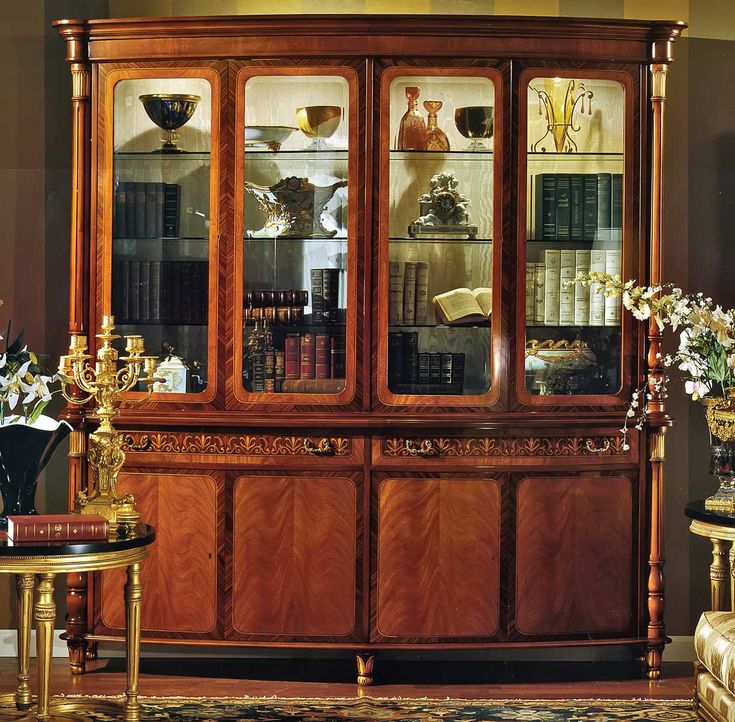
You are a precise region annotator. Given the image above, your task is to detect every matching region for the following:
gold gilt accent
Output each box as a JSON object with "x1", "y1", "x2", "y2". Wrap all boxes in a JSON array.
[
  {"x1": 383, "y1": 435, "x2": 628, "y2": 458},
  {"x1": 649, "y1": 432, "x2": 666, "y2": 462},
  {"x1": 650, "y1": 63, "x2": 668, "y2": 100},
  {"x1": 67, "y1": 429, "x2": 87, "y2": 458},
  {"x1": 70, "y1": 63, "x2": 90, "y2": 99},
  {"x1": 355, "y1": 653, "x2": 374, "y2": 687},
  {"x1": 121, "y1": 432, "x2": 351, "y2": 457},
  {"x1": 59, "y1": 316, "x2": 162, "y2": 526}
]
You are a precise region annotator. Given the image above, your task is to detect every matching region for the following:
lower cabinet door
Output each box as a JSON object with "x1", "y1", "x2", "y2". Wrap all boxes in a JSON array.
[
  {"x1": 372, "y1": 475, "x2": 501, "y2": 642},
  {"x1": 98, "y1": 470, "x2": 220, "y2": 636},
  {"x1": 229, "y1": 472, "x2": 362, "y2": 641},
  {"x1": 514, "y1": 474, "x2": 633, "y2": 637}
]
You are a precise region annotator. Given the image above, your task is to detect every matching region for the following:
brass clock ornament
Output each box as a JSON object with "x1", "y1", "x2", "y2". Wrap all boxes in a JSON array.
[{"x1": 408, "y1": 171, "x2": 478, "y2": 239}]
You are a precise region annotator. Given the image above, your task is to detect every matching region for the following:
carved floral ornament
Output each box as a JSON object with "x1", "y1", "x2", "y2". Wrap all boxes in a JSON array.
[
  {"x1": 383, "y1": 436, "x2": 628, "y2": 457},
  {"x1": 121, "y1": 432, "x2": 350, "y2": 457}
]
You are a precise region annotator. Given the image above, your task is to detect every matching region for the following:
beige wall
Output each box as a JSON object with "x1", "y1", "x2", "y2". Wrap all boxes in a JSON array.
[{"x1": 0, "y1": 0, "x2": 730, "y2": 639}]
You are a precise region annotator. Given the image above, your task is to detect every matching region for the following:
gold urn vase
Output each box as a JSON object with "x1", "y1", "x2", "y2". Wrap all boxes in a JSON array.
[{"x1": 704, "y1": 396, "x2": 735, "y2": 512}]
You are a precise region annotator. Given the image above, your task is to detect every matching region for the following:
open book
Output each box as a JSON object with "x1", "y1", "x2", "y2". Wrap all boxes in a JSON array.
[{"x1": 433, "y1": 287, "x2": 492, "y2": 324}]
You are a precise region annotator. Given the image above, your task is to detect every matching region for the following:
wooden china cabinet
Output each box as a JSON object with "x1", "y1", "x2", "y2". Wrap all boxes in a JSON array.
[{"x1": 54, "y1": 15, "x2": 684, "y2": 683}]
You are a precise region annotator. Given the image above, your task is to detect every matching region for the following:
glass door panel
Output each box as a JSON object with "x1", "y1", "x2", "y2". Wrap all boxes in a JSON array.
[
  {"x1": 111, "y1": 76, "x2": 213, "y2": 396},
  {"x1": 382, "y1": 71, "x2": 498, "y2": 402},
  {"x1": 237, "y1": 72, "x2": 354, "y2": 399},
  {"x1": 522, "y1": 74, "x2": 626, "y2": 397}
]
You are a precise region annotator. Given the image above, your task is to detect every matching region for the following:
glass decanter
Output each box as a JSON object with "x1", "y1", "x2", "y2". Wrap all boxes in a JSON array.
[
  {"x1": 423, "y1": 100, "x2": 449, "y2": 151},
  {"x1": 397, "y1": 86, "x2": 427, "y2": 151}
]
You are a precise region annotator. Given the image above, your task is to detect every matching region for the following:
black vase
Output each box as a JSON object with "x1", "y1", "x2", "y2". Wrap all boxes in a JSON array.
[{"x1": 0, "y1": 418, "x2": 72, "y2": 529}]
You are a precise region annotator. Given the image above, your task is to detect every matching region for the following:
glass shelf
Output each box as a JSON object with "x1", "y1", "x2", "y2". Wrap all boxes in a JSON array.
[
  {"x1": 114, "y1": 151, "x2": 211, "y2": 160},
  {"x1": 116, "y1": 322, "x2": 208, "y2": 328},
  {"x1": 389, "y1": 323, "x2": 490, "y2": 330},
  {"x1": 527, "y1": 324, "x2": 621, "y2": 330},
  {"x1": 527, "y1": 151, "x2": 624, "y2": 158},
  {"x1": 244, "y1": 236, "x2": 348, "y2": 242},
  {"x1": 391, "y1": 150, "x2": 493, "y2": 161},
  {"x1": 245, "y1": 150, "x2": 348, "y2": 160},
  {"x1": 114, "y1": 236, "x2": 209, "y2": 242},
  {"x1": 526, "y1": 238, "x2": 622, "y2": 245},
  {"x1": 390, "y1": 236, "x2": 491, "y2": 244}
]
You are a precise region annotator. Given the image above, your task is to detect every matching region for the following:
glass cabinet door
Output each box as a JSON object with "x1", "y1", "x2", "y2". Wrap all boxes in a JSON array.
[
  {"x1": 520, "y1": 71, "x2": 630, "y2": 399},
  {"x1": 378, "y1": 68, "x2": 501, "y2": 405},
  {"x1": 110, "y1": 72, "x2": 218, "y2": 399},
  {"x1": 235, "y1": 68, "x2": 357, "y2": 402}
]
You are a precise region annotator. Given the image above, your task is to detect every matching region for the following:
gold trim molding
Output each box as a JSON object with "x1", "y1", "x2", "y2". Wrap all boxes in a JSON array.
[{"x1": 70, "y1": 63, "x2": 91, "y2": 99}]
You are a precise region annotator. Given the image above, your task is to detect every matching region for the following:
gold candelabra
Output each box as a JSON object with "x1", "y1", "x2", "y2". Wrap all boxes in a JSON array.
[
  {"x1": 530, "y1": 78, "x2": 593, "y2": 153},
  {"x1": 58, "y1": 315, "x2": 161, "y2": 526}
]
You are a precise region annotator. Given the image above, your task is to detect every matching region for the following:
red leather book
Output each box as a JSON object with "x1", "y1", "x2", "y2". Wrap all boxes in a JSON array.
[
  {"x1": 7, "y1": 514, "x2": 109, "y2": 542},
  {"x1": 300, "y1": 333, "x2": 315, "y2": 379},
  {"x1": 315, "y1": 334, "x2": 330, "y2": 379},
  {"x1": 284, "y1": 334, "x2": 300, "y2": 380}
]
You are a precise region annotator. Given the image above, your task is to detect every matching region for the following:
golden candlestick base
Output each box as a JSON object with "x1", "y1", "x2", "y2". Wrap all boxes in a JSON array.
[{"x1": 59, "y1": 315, "x2": 161, "y2": 528}]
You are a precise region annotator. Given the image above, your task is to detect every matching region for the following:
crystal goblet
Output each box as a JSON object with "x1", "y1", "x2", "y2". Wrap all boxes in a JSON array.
[{"x1": 454, "y1": 105, "x2": 494, "y2": 151}]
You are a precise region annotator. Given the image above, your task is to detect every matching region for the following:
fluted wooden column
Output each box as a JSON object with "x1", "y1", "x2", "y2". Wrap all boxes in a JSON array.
[{"x1": 54, "y1": 19, "x2": 92, "y2": 675}]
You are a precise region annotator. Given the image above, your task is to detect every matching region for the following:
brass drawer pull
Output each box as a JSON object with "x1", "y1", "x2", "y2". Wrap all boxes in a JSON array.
[
  {"x1": 585, "y1": 439, "x2": 611, "y2": 454},
  {"x1": 304, "y1": 438, "x2": 335, "y2": 456},
  {"x1": 404, "y1": 439, "x2": 439, "y2": 458},
  {"x1": 122, "y1": 434, "x2": 151, "y2": 452}
]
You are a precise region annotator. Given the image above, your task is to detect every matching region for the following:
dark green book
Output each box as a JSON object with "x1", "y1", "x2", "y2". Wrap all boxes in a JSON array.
[
  {"x1": 583, "y1": 174, "x2": 598, "y2": 241},
  {"x1": 596, "y1": 173, "x2": 612, "y2": 241},
  {"x1": 534, "y1": 173, "x2": 557, "y2": 240},
  {"x1": 611, "y1": 173, "x2": 623, "y2": 241},
  {"x1": 570, "y1": 174, "x2": 584, "y2": 241},
  {"x1": 403, "y1": 332, "x2": 419, "y2": 384},
  {"x1": 555, "y1": 174, "x2": 571, "y2": 241}
]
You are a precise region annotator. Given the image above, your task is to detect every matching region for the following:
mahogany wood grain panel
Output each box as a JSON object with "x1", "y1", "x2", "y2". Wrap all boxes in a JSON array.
[
  {"x1": 375, "y1": 477, "x2": 500, "y2": 640},
  {"x1": 100, "y1": 472, "x2": 218, "y2": 633},
  {"x1": 515, "y1": 475, "x2": 632, "y2": 636},
  {"x1": 232, "y1": 474, "x2": 357, "y2": 637}
]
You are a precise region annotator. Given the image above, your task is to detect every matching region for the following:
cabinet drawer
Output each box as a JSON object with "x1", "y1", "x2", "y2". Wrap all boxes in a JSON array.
[
  {"x1": 371, "y1": 431, "x2": 636, "y2": 469},
  {"x1": 121, "y1": 431, "x2": 364, "y2": 468}
]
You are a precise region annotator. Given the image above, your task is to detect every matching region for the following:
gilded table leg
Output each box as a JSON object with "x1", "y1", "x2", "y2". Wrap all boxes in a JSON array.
[
  {"x1": 710, "y1": 538, "x2": 731, "y2": 611},
  {"x1": 15, "y1": 574, "x2": 34, "y2": 711},
  {"x1": 34, "y1": 573, "x2": 56, "y2": 721},
  {"x1": 124, "y1": 562, "x2": 143, "y2": 722}
]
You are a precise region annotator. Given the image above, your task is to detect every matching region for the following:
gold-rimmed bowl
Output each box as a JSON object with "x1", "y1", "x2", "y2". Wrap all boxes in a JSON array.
[
  {"x1": 295, "y1": 105, "x2": 342, "y2": 150},
  {"x1": 139, "y1": 93, "x2": 200, "y2": 152}
]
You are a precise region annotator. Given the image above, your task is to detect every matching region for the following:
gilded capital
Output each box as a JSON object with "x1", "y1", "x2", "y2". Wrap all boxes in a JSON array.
[
  {"x1": 71, "y1": 63, "x2": 91, "y2": 100},
  {"x1": 650, "y1": 64, "x2": 668, "y2": 101},
  {"x1": 649, "y1": 431, "x2": 666, "y2": 462}
]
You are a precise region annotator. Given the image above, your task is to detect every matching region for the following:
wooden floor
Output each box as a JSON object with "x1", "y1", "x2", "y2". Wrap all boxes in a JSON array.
[{"x1": 0, "y1": 658, "x2": 694, "y2": 700}]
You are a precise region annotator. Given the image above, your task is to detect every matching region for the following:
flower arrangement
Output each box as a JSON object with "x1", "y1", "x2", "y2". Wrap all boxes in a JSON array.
[
  {"x1": 570, "y1": 272, "x2": 735, "y2": 448},
  {"x1": 0, "y1": 301, "x2": 58, "y2": 425}
]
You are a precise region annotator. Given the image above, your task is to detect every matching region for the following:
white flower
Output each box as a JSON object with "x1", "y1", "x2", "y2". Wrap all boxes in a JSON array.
[
  {"x1": 631, "y1": 303, "x2": 652, "y2": 321},
  {"x1": 685, "y1": 379, "x2": 711, "y2": 399}
]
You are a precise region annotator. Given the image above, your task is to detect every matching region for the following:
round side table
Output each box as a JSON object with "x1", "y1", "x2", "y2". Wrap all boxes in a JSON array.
[
  {"x1": 0, "y1": 523, "x2": 155, "y2": 722},
  {"x1": 685, "y1": 501, "x2": 735, "y2": 612}
]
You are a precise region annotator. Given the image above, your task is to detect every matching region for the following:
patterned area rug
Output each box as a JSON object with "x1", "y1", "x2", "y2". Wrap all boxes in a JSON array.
[{"x1": 49, "y1": 696, "x2": 698, "y2": 721}]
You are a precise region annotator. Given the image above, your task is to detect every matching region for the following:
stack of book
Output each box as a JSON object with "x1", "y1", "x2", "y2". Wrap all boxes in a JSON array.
[
  {"x1": 388, "y1": 331, "x2": 465, "y2": 394},
  {"x1": 311, "y1": 269, "x2": 341, "y2": 324},
  {"x1": 532, "y1": 173, "x2": 623, "y2": 241},
  {"x1": 112, "y1": 259, "x2": 209, "y2": 325},
  {"x1": 247, "y1": 332, "x2": 346, "y2": 394},
  {"x1": 114, "y1": 182, "x2": 181, "y2": 239},
  {"x1": 525, "y1": 249, "x2": 621, "y2": 327},
  {"x1": 389, "y1": 261, "x2": 430, "y2": 325}
]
